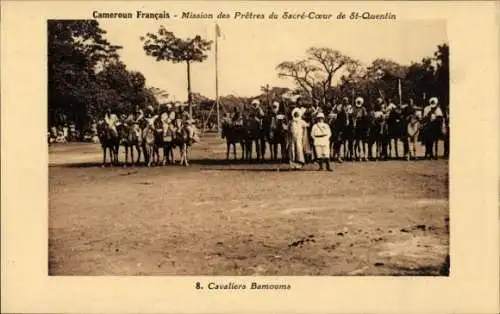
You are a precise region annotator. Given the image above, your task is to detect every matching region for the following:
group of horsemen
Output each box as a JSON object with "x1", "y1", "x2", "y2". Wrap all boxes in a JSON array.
[
  {"x1": 221, "y1": 95, "x2": 449, "y2": 171},
  {"x1": 100, "y1": 103, "x2": 199, "y2": 166}
]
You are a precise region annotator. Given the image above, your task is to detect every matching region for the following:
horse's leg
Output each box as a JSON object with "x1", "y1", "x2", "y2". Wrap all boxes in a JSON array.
[
  {"x1": 413, "y1": 137, "x2": 418, "y2": 159},
  {"x1": 240, "y1": 142, "x2": 245, "y2": 160},
  {"x1": 161, "y1": 144, "x2": 167, "y2": 166},
  {"x1": 123, "y1": 146, "x2": 129, "y2": 167},
  {"x1": 181, "y1": 145, "x2": 186, "y2": 166},
  {"x1": 409, "y1": 137, "x2": 415, "y2": 160},
  {"x1": 111, "y1": 146, "x2": 116, "y2": 166},
  {"x1": 434, "y1": 138, "x2": 439, "y2": 159},
  {"x1": 136, "y1": 144, "x2": 141, "y2": 165},
  {"x1": 233, "y1": 143, "x2": 236, "y2": 160},
  {"x1": 102, "y1": 147, "x2": 107, "y2": 167},
  {"x1": 363, "y1": 140, "x2": 368, "y2": 161},
  {"x1": 110, "y1": 146, "x2": 115, "y2": 166},
  {"x1": 269, "y1": 142, "x2": 274, "y2": 161},
  {"x1": 108, "y1": 147, "x2": 113, "y2": 167},
  {"x1": 395, "y1": 138, "x2": 399, "y2": 159},
  {"x1": 130, "y1": 145, "x2": 136, "y2": 166},
  {"x1": 260, "y1": 137, "x2": 265, "y2": 161},
  {"x1": 348, "y1": 138, "x2": 354, "y2": 161},
  {"x1": 185, "y1": 145, "x2": 189, "y2": 166},
  {"x1": 226, "y1": 141, "x2": 230, "y2": 160},
  {"x1": 143, "y1": 144, "x2": 148, "y2": 165},
  {"x1": 388, "y1": 136, "x2": 392, "y2": 160},
  {"x1": 273, "y1": 142, "x2": 278, "y2": 161},
  {"x1": 255, "y1": 139, "x2": 261, "y2": 162},
  {"x1": 403, "y1": 130, "x2": 409, "y2": 159},
  {"x1": 247, "y1": 140, "x2": 252, "y2": 161},
  {"x1": 147, "y1": 146, "x2": 153, "y2": 167}
]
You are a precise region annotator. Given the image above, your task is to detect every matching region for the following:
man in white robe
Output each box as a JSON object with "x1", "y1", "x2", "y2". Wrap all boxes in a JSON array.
[{"x1": 288, "y1": 107, "x2": 308, "y2": 169}]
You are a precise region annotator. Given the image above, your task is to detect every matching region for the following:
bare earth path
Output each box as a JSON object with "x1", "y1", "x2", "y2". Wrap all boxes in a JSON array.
[{"x1": 49, "y1": 133, "x2": 449, "y2": 276}]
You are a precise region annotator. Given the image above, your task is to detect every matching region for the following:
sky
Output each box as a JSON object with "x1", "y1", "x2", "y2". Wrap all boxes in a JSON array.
[{"x1": 98, "y1": 19, "x2": 447, "y2": 102}]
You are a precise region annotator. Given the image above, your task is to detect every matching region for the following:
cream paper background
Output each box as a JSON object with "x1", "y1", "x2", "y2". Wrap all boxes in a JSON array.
[{"x1": 1, "y1": 1, "x2": 499, "y2": 313}]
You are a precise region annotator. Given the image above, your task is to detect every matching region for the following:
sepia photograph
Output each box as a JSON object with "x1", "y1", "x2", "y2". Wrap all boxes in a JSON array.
[
  {"x1": 3, "y1": 1, "x2": 500, "y2": 313},
  {"x1": 47, "y1": 20, "x2": 450, "y2": 276},
  {"x1": 47, "y1": 18, "x2": 450, "y2": 276}
]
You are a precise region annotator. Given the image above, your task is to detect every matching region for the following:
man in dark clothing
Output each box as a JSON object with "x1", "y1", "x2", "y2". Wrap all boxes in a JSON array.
[{"x1": 330, "y1": 102, "x2": 347, "y2": 162}]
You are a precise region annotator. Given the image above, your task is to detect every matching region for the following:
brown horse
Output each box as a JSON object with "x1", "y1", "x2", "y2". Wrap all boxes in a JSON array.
[
  {"x1": 117, "y1": 124, "x2": 142, "y2": 167},
  {"x1": 221, "y1": 120, "x2": 246, "y2": 160},
  {"x1": 406, "y1": 114, "x2": 421, "y2": 160},
  {"x1": 97, "y1": 122, "x2": 120, "y2": 167},
  {"x1": 267, "y1": 114, "x2": 289, "y2": 162},
  {"x1": 172, "y1": 119, "x2": 193, "y2": 166},
  {"x1": 244, "y1": 115, "x2": 264, "y2": 162},
  {"x1": 161, "y1": 122, "x2": 176, "y2": 166},
  {"x1": 142, "y1": 125, "x2": 156, "y2": 167}
]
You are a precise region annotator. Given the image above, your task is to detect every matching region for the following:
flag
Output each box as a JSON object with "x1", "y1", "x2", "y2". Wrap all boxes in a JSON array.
[
  {"x1": 216, "y1": 24, "x2": 221, "y2": 37},
  {"x1": 215, "y1": 24, "x2": 225, "y2": 39}
]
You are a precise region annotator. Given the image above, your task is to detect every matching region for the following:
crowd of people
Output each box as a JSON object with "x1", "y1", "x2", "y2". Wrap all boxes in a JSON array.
[
  {"x1": 49, "y1": 95, "x2": 448, "y2": 171},
  {"x1": 221, "y1": 95, "x2": 449, "y2": 170}
]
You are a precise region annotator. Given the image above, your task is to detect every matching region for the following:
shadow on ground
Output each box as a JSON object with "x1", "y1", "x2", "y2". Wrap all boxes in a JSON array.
[{"x1": 54, "y1": 156, "x2": 445, "y2": 169}]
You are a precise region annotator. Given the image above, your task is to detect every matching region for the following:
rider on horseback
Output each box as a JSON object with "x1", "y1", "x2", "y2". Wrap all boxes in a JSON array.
[
  {"x1": 231, "y1": 107, "x2": 244, "y2": 126},
  {"x1": 423, "y1": 97, "x2": 444, "y2": 122},
  {"x1": 251, "y1": 99, "x2": 265, "y2": 121},
  {"x1": 104, "y1": 108, "x2": 119, "y2": 136}
]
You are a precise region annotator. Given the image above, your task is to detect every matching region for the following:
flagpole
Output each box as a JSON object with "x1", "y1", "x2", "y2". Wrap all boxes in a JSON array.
[
  {"x1": 398, "y1": 78, "x2": 402, "y2": 106},
  {"x1": 215, "y1": 24, "x2": 220, "y2": 133}
]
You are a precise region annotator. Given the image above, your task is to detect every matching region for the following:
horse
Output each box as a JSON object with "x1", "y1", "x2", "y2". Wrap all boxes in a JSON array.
[
  {"x1": 161, "y1": 121, "x2": 176, "y2": 166},
  {"x1": 152, "y1": 118, "x2": 165, "y2": 166},
  {"x1": 117, "y1": 123, "x2": 142, "y2": 167},
  {"x1": 170, "y1": 119, "x2": 195, "y2": 167},
  {"x1": 142, "y1": 124, "x2": 156, "y2": 167},
  {"x1": 386, "y1": 107, "x2": 404, "y2": 159},
  {"x1": 97, "y1": 122, "x2": 120, "y2": 167},
  {"x1": 422, "y1": 113, "x2": 445, "y2": 160},
  {"x1": 176, "y1": 122, "x2": 193, "y2": 166},
  {"x1": 406, "y1": 113, "x2": 421, "y2": 160},
  {"x1": 368, "y1": 112, "x2": 389, "y2": 160},
  {"x1": 244, "y1": 115, "x2": 264, "y2": 162},
  {"x1": 343, "y1": 108, "x2": 355, "y2": 161},
  {"x1": 353, "y1": 107, "x2": 370, "y2": 161},
  {"x1": 267, "y1": 114, "x2": 288, "y2": 162},
  {"x1": 328, "y1": 109, "x2": 347, "y2": 162},
  {"x1": 221, "y1": 119, "x2": 246, "y2": 161}
]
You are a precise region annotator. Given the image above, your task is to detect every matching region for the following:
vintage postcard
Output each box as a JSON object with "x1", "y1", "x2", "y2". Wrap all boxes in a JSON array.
[{"x1": 1, "y1": 1, "x2": 499, "y2": 313}]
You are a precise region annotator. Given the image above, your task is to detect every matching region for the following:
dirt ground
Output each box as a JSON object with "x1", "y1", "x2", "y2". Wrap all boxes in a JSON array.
[{"x1": 49, "y1": 133, "x2": 449, "y2": 276}]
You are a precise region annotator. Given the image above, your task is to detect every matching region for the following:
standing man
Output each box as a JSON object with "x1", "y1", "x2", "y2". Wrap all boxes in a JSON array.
[
  {"x1": 288, "y1": 107, "x2": 308, "y2": 169},
  {"x1": 331, "y1": 101, "x2": 347, "y2": 162},
  {"x1": 311, "y1": 112, "x2": 333, "y2": 171}
]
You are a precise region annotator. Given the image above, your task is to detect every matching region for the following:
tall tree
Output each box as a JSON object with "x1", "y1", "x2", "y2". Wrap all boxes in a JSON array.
[
  {"x1": 141, "y1": 26, "x2": 213, "y2": 116},
  {"x1": 434, "y1": 44, "x2": 449, "y2": 109},
  {"x1": 48, "y1": 20, "x2": 121, "y2": 129},
  {"x1": 276, "y1": 47, "x2": 357, "y2": 105}
]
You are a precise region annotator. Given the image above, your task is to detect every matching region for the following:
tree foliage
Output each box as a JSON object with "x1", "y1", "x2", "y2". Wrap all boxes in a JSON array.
[
  {"x1": 141, "y1": 26, "x2": 213, "y2": 114},
  {"x1": 48, "y1": 20, "x2": 157, "y2": 132},
  {"x1": 276, "y1": 47, "x2": 357, "y2": 105},
  {"x1": 278, "y1": 44, "x2": 449, "y2": 109}
]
